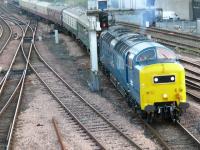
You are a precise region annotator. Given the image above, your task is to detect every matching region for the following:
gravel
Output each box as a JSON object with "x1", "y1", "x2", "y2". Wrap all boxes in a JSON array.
[{"x1": 11, "y1": 20, "x2": 200, "y2": 149}]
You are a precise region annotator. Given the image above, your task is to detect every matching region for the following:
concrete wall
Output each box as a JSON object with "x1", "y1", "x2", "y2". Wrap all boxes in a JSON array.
[
  {"x1": 155, "y1": 0, "x2": 193, "y2": 20},
  {"x1": 109, "y1": 0, "x2": 148, "y2": 9}
]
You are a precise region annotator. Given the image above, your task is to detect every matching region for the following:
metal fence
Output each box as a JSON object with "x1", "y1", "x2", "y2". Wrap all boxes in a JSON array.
[{"x1": 156, "y1": 20, "x2": 199, "y2": 34}]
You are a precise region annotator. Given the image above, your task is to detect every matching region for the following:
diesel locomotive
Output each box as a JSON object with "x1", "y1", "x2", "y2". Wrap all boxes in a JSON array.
[
  {"x1": 99, "y1": 26, "x2": 189, "y2": 122},
  {"x1": 18, "y1": 0, "x2": 189, "y2": 122}
]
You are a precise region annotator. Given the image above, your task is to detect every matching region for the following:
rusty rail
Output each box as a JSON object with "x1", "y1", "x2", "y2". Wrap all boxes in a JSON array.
[{"x1": 52, "y1": 118, "x2": 66, "y2": 150}]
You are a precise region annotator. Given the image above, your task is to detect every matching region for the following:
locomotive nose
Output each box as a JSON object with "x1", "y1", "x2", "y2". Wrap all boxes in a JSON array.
[{"x1": 139, "y1": 63, "x2": 187, "y2": 110}]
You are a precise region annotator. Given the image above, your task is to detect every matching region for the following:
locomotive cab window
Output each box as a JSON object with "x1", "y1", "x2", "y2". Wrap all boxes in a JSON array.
[
  {"x1": 136, "y1": 48, "x2": 156, "y2": 63},
  {"x1": 156, "y1": 47, "x2": 176, "y2": 60}
]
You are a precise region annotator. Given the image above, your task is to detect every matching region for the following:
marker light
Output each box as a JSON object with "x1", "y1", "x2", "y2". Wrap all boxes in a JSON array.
[
  {"x1": 163, "y1": 94, "x2": 168, "y2": 99},
  {"x1": 154, "y1": 77, "x2": 158, "y2": 82},
  {"x1": 171, "y1": 76, "x2": 175, "y2": 81}
]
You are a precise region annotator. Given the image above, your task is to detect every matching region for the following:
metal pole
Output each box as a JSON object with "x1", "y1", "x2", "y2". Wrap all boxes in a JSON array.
[
  {"x1": 88, "y1": 16, "x2": 100, "y2": 91},
  {"x1": 89, "y1": 31, "x2": 98, "y2": 72},
  {"x1": 55, "y1": 30, "x2": 59, "y2": 44}
]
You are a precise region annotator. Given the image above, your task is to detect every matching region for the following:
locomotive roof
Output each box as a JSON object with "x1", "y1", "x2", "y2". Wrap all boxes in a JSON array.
[{"x1": 103, "y1": 26, "x2": 165, "y2": 56}]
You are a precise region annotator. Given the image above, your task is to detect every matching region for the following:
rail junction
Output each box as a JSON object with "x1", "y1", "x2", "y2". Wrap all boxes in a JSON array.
[{"x1": 0, "y1": 0, "x2": 199, "y2": 149}]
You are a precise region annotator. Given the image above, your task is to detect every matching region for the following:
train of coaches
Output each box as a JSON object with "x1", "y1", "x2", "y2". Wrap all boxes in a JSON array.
[{"x1": 18, "y1": 0, "x2": 189, "y2": 122}]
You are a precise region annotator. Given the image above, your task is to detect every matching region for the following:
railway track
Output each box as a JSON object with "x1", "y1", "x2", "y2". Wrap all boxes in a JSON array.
[
  {"x1": 119, "y1": 22, "x2": 200, "y2": 42},
  {"x1": 0, "y1": 24, "x2": 3, "y2": 37},
  {"x1": 0, "y1": 16, "x2": 37, "y2": 149},
  {"x1": 119, "y1": 22, "x2": 200, "y2": 102},
  {"x1": 118, "y1": 22, "x2": 200, "y2": 55},
  {"x1": 4, "y1": 3, "x2": 200, "y2": 149},
  {"x1": 22, "y1": 45, "x2": 143, "y2": 149},
  {"x1": 178, "y1": 58, "x2": 200, "y2": 102},
  {"x1": 150, "y1": 121, "x2": 200, "y2": 149},
  {"x1": 102, "y1": 69, "x2": 200, "y2": 150},
  {"x1": 28, "y1": 19, "x2": 200, "y2": 150},
  {"x1": 0, "y1": 15, "x2": 12, "y2": 53},
  {"x1": 0, "y1": 4, "x2": 25, "y2": 25},
  {"x1": 5, "y1": 5, "x2": 165, "y2": 149}
]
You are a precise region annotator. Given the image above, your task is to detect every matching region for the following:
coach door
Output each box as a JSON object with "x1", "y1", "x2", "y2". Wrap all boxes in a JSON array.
[{"x1": 126, "y1": 52, "x2": 134, "y2": 86}]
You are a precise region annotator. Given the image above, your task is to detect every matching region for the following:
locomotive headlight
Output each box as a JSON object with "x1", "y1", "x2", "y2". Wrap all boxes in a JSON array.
[
  {"x1": 171, "y1": 76, "x2": 175, "y2": 81},
  {"x1": 154, "y1": 77, "x2": 158, "y2": 82},
  {"x1": 163, "y1": 94, "x2": 168, "y2": 99}
]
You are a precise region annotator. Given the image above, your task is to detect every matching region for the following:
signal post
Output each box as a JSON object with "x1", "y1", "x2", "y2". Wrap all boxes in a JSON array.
[{"x1": 87, "y1": 0, "x2": 108, "y2": 91}]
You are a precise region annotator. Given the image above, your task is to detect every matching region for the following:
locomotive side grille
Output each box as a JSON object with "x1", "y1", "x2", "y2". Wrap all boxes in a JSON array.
[
  {"x1": 114, "y1": 41, "x2": 130, "y2": 54},
  {"x1": 103, "y1": 33, "x2": 114, "y2": 44},
  {"x1": 128, "y1": 35, "x2": 148, "y2": 42}
]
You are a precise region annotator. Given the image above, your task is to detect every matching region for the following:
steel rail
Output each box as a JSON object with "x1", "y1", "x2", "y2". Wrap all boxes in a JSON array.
[
  {"x1": 52, "y1": 118, "x2": 66, "y2": 150},
  {"x1": 0, "y1": 73, "x2": 23, "y2": 116},
  {"x1": 2, "y1": 16, "x2": 26, "y2": 26},
  {"x1": 187, "y1": 90, "x2": 200, "y2": 102},
  {"x1": 6, "y1": 21, "x2": 37, "y2": 150},
  {"x1": 179, "y1": 58, "x2": 200, "y2": 68},
  {"x1": 118, "y1": 22, "x2": 200, "y2": 55},
  {"x1": 0, "y1": 5, "x2": 26, "y2": 26},
  {"x1": 16, "y1": 14, "x2": 108, "y2": 149},
  {"x1": 186, "y1": 75, "x2": 200, "y2": 83},
  {"x1": 185, "y1": 68, "x2": 200, "y2": 77},
  {"x1": 109, "y1": 75, "x2": 172, "y2": 149},
  {"x1": 0, "y1": 15, "x2": 12, "y2": 54},
  {"x1": 186, "y1": 80, "x2": 200, "y2": 90},
  {"x1": 0, "y1": 24, "x2": 3, "y2": 38},
  {"x1": 0, "y1": 7, "x2": 34, "y2": 148},
  {"x1": 176, "y1": 121, "x2": 200, "y2": 147},
  {"x1": 155, "y1": 37, "x2": 200, "y2": 50},
  {"x1": 117, "y1": 22, "x2": 200, "y2": 42},
  {"x1": 0, "y1": 17, "x2": 24, "y2": 88},
  {"x1": 137, "y1": 116, "x2": 171, "y2": 150},
  {"x1": 19, "y1": 38, "x2": 143, "y2": 149},
  {"x1": 0, "y1": 22, "x2": 28, "y2": 98},
  {"x1": 7, "y1": 6, "x2": 197, "y2": 148},
  {"x1": 109, "y1": 74, "x2": 171, "y2": 149},
  {"x1": 181, "y1": 58, "x2": 200, "y2": 88},
  {"x1": 0, "y1": 5, "x2": 30, "y2": 89},
  {"x1": 104, "y1": 63, "x2": 200, "y2": 150},
  {"x1": 0, "y1": 6, "x2": 22, "y2": 23},
  {"x1": 33, "y1": 44, "x2": 143, "y2": 150},
  {"x1": 0, "y1": 18, "x2": 26, "y2": 116},
  {"x1": 156, "y1": 39, "x2": 200, "y2": 55},
  {"x1": 0, "y1": 12, "x2": 33, "y2": 149},
  {"x1": 21, "y1": 45, "x2": 107, "y2": 150}
]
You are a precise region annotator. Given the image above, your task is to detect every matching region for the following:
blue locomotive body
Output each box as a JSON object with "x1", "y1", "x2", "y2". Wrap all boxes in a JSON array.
[{"x1": 99, "y1": 26, "x2": 188, "y2": 121}]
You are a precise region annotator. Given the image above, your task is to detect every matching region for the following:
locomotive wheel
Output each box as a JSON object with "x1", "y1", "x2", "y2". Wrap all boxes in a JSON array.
[
  {"x1": 141, "y1": 111, "x2": 147, "y2": 119},
  {"x1": 147, "y1": 113, "x2": 154, "y2": 123},
  {"x1": 172, "y1": 110, "x2": 180, "y2": 122}
]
